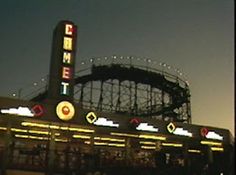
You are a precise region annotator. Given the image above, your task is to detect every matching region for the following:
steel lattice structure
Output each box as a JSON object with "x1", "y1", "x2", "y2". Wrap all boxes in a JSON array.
[
  {"x1": 29, "y1": 56, "x2": 191, "y2": 123},
  {"x1": 73, "y1": 60, "x2": 191, "y2": 123}
]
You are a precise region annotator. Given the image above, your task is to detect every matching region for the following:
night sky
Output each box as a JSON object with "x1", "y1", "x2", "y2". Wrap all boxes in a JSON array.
[{"x1": 0, "y1": 0, "x2": 234, "y2": 135}]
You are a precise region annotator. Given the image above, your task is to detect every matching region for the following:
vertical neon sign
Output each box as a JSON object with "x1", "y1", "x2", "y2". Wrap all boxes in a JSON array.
[
  {"x1": 48, "y1": 21, "x2": 77, "y2": 102},
  {"x1": 60, "y1": 23, "x2": 75, "y2": 97}
]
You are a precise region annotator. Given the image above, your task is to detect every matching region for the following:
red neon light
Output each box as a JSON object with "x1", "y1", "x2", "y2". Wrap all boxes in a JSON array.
[
  {"x1": 31, "y1": 105, "x2": 44, "y2": 117},
  {"x1": 200, "y1": 127, "x2": 209, "y2": 137},
  {"x1": 62, "y1": 106, "x2": 70, "y2": 115},
  {"x1": 130, "y1": 118, "x2": 141, "y2": 125}
]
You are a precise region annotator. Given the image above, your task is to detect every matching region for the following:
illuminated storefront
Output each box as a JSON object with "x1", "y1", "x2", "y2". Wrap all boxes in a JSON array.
[
  {"x1": 0, "y1": 96, "x2": 234, "y2": 175},
  {"x1": 0, "y1": 21, "x2": 234, "y2": 175}
]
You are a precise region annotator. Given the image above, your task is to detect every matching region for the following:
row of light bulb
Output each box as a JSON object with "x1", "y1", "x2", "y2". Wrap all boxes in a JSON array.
[{"x1": 11, "y1": 56, "x2": 189, "y2": 97}]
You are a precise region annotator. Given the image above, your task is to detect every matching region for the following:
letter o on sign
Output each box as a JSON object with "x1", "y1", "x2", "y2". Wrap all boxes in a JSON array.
[{"x1": 56, "y1": 101, "x2": 75, "y2": 121}]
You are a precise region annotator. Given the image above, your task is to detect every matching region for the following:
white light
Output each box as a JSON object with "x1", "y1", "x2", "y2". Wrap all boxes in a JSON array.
[
  {"x1": 136, "y1": 123, "x2": 158, "y2": 132},
  {"x1": 94, "y1": 118, "x2": 119, "y2": 128},
  {"x1": 1, "y1": 107, "x2": 34, "y2": 117},
  {"x1": 206, "y1": 131, "x2": 223, "y2": 141},
  {"x1": 173, "y1": 128, "x2": 192, "y2": 137}
]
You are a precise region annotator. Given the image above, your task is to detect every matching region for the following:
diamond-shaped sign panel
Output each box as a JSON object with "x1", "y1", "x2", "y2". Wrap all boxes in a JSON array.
[
  {"x1": 86, "y1": 112, "x2": 97, "y2": 124},
  {"x1": 167, "y1": 122, "x2": 176, "y2": 133}
]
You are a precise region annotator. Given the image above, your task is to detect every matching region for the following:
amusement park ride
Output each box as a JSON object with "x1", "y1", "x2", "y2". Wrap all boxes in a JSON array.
[{"x1": 0, "y1": 21, "x2": 234, "y2": 175}]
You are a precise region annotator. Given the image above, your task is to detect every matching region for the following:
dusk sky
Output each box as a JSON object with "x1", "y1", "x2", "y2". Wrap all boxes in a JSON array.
[{"x1": 0, "y1": 0, "x2": 234, "y2": 135}]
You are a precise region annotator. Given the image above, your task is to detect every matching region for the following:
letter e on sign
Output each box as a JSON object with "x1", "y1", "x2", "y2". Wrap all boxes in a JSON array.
[{"x1": 62, "y1": 67, "x2": 71, "y2": 79}]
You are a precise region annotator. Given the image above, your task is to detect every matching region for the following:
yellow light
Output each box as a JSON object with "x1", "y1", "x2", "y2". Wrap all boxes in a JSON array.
[
  {"x1": 56, "y1": 101, "x2": 75, "y2": 121},
  {"x1": 15, "y1": 134, "x2": 28, "y2": 138},
  {"x1": 0, "y1": 127, "x2": 7, "y2": 130},
  {"x1": 167, "y1": 122, "x2": 175, "y2": 133},
  {"x1": 200, "y1": 140, "x2": 222, "y2": 146},
  {"x1": 69, "y1": 127, "x2": 95, "y2": 133},
  {"x1": 21, "y1": 122, "x2": 49, "y2": 128},
  {"x1": 188, "y1": 149, "x2": 201, "y2": 153},
  {"x1": 29, "y1": 135, "x2": 41, "y2": 140},
  {"x1": 55, "y1": 133, "x2": 61, "y2": 136},
  {"x1": 68, "y1": 127, "x2": 95, "y2": 133},
  {"x1": 49, "y1": 125, "x2": 60, "y2": 129},
  {"x1": 69, "y1": 127, "x2": 80, "y2": 131},
  {"x1": 60, "y1": 126, "x2": 69, "y2": 130},
  {"x1": 86, "y1": 112, "x2": 97, "y2": 124},
  {"x1": 94, "y1": 142, "x2": 108, "y2": 146},
  {"x1": 139, "y1": 134, "x2": 166, "y2": 140},
  {"x1": 139, "y1": 141, "x2": 156, "y2": 145},
  {"x1": 21, "y1": 122, "x2": 31, "y2": 126},
  {"x1": 73, "y1": 134, "x2": 91, "y2": 139},
  {"x1": 28, "y1": 130, "x2": 49, "y2": 135},
  {"x1": 211, "y1": 147, "x2": 224, "y2": 152},
  {"x1": 162, "y1": 143, "x2": 183, "y2": 147},
  {"x1": 11, "y1": 128, "x2": 28, "y2": 133},
  {"x1": 21, "y1": 122, "x2": 94, "y2": 134},
  {"x1": 55, "y1": 138, "x2": 68, "y2": 142},
  {"x1": 63, "y1": 37, "x2": 73, "y2": 51},
  {"x1": 141, "y1": 146, "x2": 156, "y2": 150},
  {"x1": 84, "y1": 141, "x2": 91, "y2": 144},
  {"x1": 94, "y1": 137, "x2": 125, "y2": 142},
  {"x1": 108, "y1": 143, "x2": 125, "y2": 147},
  {"x1": 15, "y1": 134, "x2": 48, "y2": 140},
  {"x1": 75, "y1": 128, "x2": 95, "y2": 133},
  {"x1": 110, "y1": 132, "x2": 139, "y2": 138},
  {"x1": 94, "y1": 142, "x2": 125, "y2": 148}
]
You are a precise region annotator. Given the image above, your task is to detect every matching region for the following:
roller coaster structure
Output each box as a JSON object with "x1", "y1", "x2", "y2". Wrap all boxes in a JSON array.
[{"x1": 23, "y1": 56, "x2": 191, "y2": 123}]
